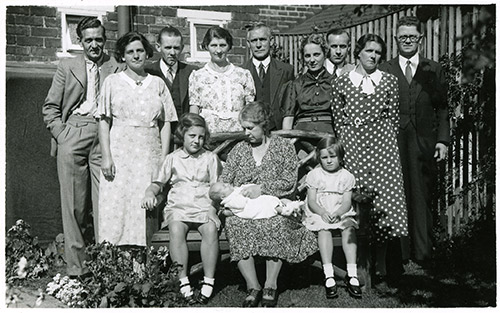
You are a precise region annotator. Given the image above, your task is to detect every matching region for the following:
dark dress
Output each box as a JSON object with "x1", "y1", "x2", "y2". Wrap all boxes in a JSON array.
[
  {"x1": 332, "y1": 70, "x2": 408, "y2": 243},
  {"x1": 220, "y1": 136, "x2": 318, "y2": 262},
  {"x1": 282, "y1": 68, "x2": 336, "y2": 133}
]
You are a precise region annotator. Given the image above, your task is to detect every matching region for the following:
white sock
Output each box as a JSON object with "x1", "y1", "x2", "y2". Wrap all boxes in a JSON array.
[
  {"x1": 323, "y1": 263, "x2": 336, "y2": 287},
  {"x1": 201, "y1": 276, "x2": 215, "y2": 297},
  {"x1": 346, "y1": 264, "x2": 359, "y2": 286},
  {"x1": 179, "y1": 276, "x2": 193, "y2": 297}
]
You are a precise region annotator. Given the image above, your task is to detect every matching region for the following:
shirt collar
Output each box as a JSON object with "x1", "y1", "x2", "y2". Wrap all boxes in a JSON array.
[
  {"x1": 160, "y1": 59, "x2": 178, "y2": 76},
  {"x1": 177, "y1": 147, "x2": 205, "y2": 159},
  {"x1": 252, "y1": 56, "x2": 271, "y2": 69},
  {"x1": 399, "y1": 54, "x2": 419, "y2": 70},
  {"x1": 324, "y1": 59, "x2": 335, "y2": 76},
  {"x1": 349, "y1": 66, "x2": 382, "y2": 87}
]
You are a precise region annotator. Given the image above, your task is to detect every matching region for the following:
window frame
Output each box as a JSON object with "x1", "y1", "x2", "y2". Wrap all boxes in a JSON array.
[{"x1": 177, "y1": 9, "x2": 232, "y2": 63}]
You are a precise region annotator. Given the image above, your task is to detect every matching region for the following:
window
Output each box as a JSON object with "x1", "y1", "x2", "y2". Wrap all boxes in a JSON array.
[
  {"x1": 177, "y1": 9, "x2": 232, "y2": 62},
  {"x1": 57, "y1": 6, "x2": 114, "y2": 58}
]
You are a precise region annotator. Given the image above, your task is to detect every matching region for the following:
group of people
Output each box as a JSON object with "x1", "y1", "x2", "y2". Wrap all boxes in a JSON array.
[{"x1": 42, "y1": 14, "x2": 449, "y2": 307}]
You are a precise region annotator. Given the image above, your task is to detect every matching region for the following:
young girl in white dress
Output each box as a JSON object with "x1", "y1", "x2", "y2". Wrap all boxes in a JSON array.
[
  {"x1": 141, "y1": 113, "x2": 221, "y2": 305},
  {"x1": 303, "y1": 136, "x2": 362, "y2": 299}
]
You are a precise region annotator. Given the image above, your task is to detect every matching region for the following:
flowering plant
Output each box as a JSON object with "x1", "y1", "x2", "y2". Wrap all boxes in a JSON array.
[{"x1": 46, "y1": 274, "x2": 87, "y2": 307}]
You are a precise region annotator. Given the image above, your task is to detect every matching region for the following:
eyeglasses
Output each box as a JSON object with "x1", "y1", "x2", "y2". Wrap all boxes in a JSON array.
[{"x1": 396, "y1": 35, "x2": 421, "y2": 43}]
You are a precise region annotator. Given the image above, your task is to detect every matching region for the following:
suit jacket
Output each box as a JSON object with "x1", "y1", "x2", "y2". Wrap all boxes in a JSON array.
[
  {"x1": 42, "y1": 54, "x2": 122, "y2": 156},
  {"x1": 379, "y1": 55, "x2": 450, "y2": 156},
  {"x1": 145, "y1": 60, "x2": 197, "y2": 117},
  {"x1": 243, "y1": 58, "x2": 294, "y2": 129}
]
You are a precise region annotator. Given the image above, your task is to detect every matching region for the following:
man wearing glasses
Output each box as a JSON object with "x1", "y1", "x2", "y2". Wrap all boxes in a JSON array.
[{"x1": 379, "y1": 16, "x2": 450, "y2": 268}]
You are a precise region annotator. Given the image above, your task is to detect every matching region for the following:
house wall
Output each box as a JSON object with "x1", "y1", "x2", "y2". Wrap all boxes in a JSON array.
[{"x1": 5, "y1": 5, "x2": 323, "y2": 242}]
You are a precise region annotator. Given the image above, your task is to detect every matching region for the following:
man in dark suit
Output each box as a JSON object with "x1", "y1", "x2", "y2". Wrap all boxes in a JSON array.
[
  {"x1": 145, "y1": 25, "x2": 197, "y2": 127},
  {"x1": 42, "y1": 17, "x2": 122, "y2": 277},
  {"x1": 243, "y1": 23, "x2": 294, "y2": 130},
  {"x1": 379, "y1": 16, "x2": 450, "y2": 264}
]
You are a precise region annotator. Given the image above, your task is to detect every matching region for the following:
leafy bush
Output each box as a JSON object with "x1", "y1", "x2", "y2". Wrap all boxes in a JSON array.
[{"x1": 5, "y1": 219, "x2": 50, "y2": 282}]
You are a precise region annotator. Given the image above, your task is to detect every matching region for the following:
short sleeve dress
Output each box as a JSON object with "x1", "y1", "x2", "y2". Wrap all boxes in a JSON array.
[
  {"x1": 189, "y1": 63, "x2": 255, "y2": 133},
  {"x1": 97, "y1": 72, "x2": 178, "y2": 246},
  {"x1": 332, "y1": 69, "x2": 408, "y2": 242},
  {"x1": 220, "y1": 135, "x2": 318, "y2": 262},
  {"x1": 303, "y1": 167, "x2": 358, "y2": 231},
  {"x1": 152, "y1": 148, "x2": 221, "y2": 228}
]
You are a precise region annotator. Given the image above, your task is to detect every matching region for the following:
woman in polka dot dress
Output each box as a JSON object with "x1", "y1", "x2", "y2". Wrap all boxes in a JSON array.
[{"x1": 332, "y1": 34, "x2": 408, "y2": 280}]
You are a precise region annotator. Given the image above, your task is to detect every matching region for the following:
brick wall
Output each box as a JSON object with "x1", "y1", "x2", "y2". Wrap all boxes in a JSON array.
[{"x1": 6, "y1": 5, "x2": 325, "y2": 65}]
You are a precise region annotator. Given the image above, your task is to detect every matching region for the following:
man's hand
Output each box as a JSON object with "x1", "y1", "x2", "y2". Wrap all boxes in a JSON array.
[{"x1": 434, "y1": 143, "x2": 448, "y2": 162}]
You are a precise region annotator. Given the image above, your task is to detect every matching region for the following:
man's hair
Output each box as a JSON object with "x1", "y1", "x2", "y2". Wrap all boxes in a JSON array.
[
  {"x1": 77, "y1": 17, "x2": 106, "y2": 40},
  {"x1": 396, "y1": 16, "x2": 421, "y2": 33},
  {"x1": 157, "y1": 25, "x2": 183, "y2": 45},
  {"x1": 325, "y1": 28, "x2": 351, "y2": 44},
  {"x1": 246, "y1": 22, "x2": 272, "y2": 40}
]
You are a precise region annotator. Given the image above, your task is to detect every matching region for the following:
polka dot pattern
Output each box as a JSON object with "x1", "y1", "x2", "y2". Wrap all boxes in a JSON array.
[{"x1": 332, "y1": 71, "x2": 408, "y2": 242}]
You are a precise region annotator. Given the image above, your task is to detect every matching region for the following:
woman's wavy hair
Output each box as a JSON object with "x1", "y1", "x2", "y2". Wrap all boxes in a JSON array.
[
  {"x1": 201, "y1": 26, "x2": 233, "y2": 50},
  {"x1": 239, "y1": 101, "x2": 271, "y2": 134},
  {"x1": 300, "y1": 32, "x2": 330, "y2": 59},
  {"x1": 115, "y1": 31, "x2": 154, "y2": 62},
  {"x1": 353, "y1": 33, "x2": 387, "y2": 62},
  {"x1": 174, "y1": 113, "x2": 210, "y2": 146},
  {"x1": 315, "y1": 136, "x2": 346, "y2": 168}
]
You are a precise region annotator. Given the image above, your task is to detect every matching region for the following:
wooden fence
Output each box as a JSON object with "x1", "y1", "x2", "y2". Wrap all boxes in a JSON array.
[{"x1": 274, "y1": 5, "x2": 492, "y2": 237}]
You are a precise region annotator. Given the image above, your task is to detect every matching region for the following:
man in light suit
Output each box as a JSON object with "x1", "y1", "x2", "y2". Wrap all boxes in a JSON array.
[
  {"x1": 42, "y1": 17, "x2": 121, "y2": 277},
  {"x1": 379, "y1": 16, "x2": 450, "y2": 264},
  {"x1": 325, "y1": 28, "x2": 355, "y2": 78},
  {"x1": 243, "y1": 23, "x2": 294, "y2": 130},
  {"x1": 145, "y1": 25, "x2": 197, "y2": 128}
]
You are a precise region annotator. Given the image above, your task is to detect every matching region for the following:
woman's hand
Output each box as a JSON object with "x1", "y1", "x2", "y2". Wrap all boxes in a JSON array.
[
  {"x1": 141, "y1": 191, "x2": 158, "y2": 211},
  {"x1": 208, "y1": 211, "x2": 221, "y2": 230},
  {"x1": 101, "y1": 155, "x2": 115, "y2": 181},
  {"x1": 241, "y1": 185, "x2": 262, "y2": 199}
]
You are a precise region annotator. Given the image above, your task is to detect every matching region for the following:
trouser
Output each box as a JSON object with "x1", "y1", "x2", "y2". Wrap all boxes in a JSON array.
[
  {"x1": 56, "y1": 114, "x2": 101, "y2": 276},
  {"x1": 397, "y1": 125, "x2": 436, "y2": 261}
]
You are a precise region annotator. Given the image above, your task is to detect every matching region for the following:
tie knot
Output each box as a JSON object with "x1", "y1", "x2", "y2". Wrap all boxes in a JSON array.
[{"x1": 406, "y1": 60, "x2": 411, "y2": 66}]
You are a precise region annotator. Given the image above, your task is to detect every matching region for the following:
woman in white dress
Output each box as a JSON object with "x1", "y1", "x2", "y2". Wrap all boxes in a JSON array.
[{"x1": 97, "y1": 32, "x2": 178, "y2": 247}]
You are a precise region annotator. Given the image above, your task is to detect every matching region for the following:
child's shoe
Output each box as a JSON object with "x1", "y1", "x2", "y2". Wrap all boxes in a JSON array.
[
  {"x1": 325, "y1": 277, "x2": 338, "y2": 299},
  {"x1": 344, "y1": 276, "x2": 362, "y2": 298}
]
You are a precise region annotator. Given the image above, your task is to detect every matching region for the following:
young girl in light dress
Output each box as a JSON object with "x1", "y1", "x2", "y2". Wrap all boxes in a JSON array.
[
  {"x1": 141, "y1": 113, "x2": 221, "y2": 304},
  {"x1": 303, "y1": 136, "x2": 362, "y2": 299}
]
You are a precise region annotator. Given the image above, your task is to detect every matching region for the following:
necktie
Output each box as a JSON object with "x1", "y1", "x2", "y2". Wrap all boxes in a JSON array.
[
  {"x1": 166, "y1": 67, "x2": 174, "y2": 88},
  {"x1": 405, "y1": 60, "x2": 412, "y2": 84},
  {"x1": 258, "y1": 63, "x2": 265, "y2": 82},
  {"x1": 89, "y1": 62, "x2": 99, "y2": 106}
]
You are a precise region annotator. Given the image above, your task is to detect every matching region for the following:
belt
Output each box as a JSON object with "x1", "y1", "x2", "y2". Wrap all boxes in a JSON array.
[
  {"x1": 113, "y1": 119, "x2": 157, "y2": 128},
  {"x1": 296, "y1": 115, "x2": 332, "y2": 123},
  {"x1": 68, "y1": 114, "x2": 97, "y2": 123}
]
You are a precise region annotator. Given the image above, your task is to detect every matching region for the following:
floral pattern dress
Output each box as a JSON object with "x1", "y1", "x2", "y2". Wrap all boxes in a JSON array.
[
  {"x1": 189, "y1": 63, "x2": 255, "y2": 133},
  {"x1": 332, "y1": 69, "x2": 408, "y2": 242},
  {"x1": 220, "y1": 136, "x2": 318, "y2": 262},
  {"x1": 96, "y1": 72, "x2": 178, "y2": 246}
]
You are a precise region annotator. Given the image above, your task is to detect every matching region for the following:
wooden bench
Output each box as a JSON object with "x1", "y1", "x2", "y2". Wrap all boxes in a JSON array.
[{"x1": 148, "y1": 130, "x2": 373, "y2": 288}]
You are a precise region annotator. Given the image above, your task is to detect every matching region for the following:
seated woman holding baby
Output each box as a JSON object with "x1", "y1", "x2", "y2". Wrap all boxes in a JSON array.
[{"x1": 219, "y1": 101, "x2": 318, "y2": 307}]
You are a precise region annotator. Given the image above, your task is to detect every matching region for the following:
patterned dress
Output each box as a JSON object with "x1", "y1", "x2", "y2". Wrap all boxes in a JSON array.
[
  {"x1": 332, "y1": 69, "x2": 408, "y2": 242},
  {"x1": 189, "y1": 63, "x2": 255, "y2": 133},
  {"x1": 303, "y1": 167, "x2": 358, "y2": 231},
  {"x1": 97, "y1": 72, "x2": 178, "y2": 246},
  {"x1": 220, "y1": 136, "x2": 318, "y2": 262},
  {"x1": 152, "y1": 148, "x2": 221, "y2": 228}
]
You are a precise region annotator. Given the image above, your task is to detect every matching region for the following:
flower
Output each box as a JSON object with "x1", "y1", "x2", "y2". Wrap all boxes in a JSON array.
[{"x1": 17, "y1": 257, "x2": 28, "y2": 278}]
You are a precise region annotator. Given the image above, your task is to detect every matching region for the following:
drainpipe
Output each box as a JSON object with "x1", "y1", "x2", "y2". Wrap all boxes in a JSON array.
[{"x1": 117, "y1": 6, "x2": 130, "y2": 37}]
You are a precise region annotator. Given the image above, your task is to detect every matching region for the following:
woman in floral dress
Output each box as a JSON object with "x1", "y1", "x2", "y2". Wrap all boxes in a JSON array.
[
  {"x1": 220, "y1": 101, "x2": 317, "y2": 307},
  {"x1": 332, "y1": 34, "x2": 408, "y2": 281},
  {"x1": 189, "y1": 26, "x2": 255, "y2": 133},
  {"x1": 97, "y1": 32, "x2": 178, "y2": 247}
]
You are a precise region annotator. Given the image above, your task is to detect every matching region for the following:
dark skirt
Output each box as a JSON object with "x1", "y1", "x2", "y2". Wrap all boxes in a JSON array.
[{"x1": 224, "y1": 215, "x2": 318, "y2": 263}]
